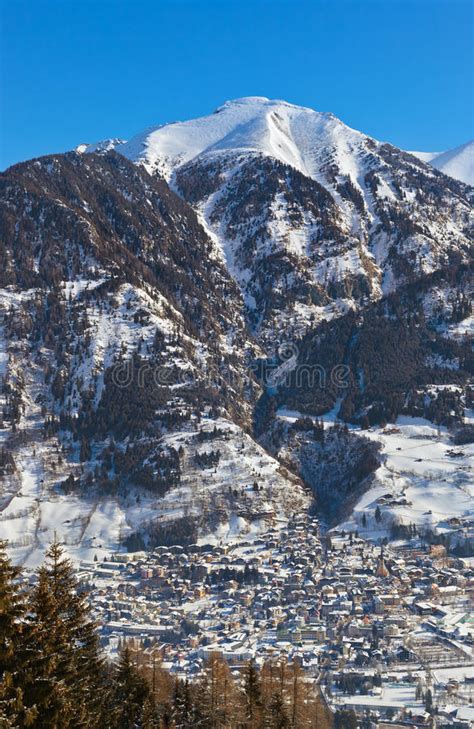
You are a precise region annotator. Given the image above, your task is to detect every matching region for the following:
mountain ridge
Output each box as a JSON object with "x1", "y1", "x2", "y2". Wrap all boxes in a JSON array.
[
  {"x1": 77, "y1": 97, "x2": 473, "y2": 186},
  {"x1": 102, "y1": 97, "x2": 471, "y2": 345}
]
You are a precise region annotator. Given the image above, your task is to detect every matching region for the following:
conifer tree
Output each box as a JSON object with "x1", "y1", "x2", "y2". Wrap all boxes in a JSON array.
[
  {"x1": 49, "y1": 540, "x2": 105, "y2": 720},
  {"x1": 264, "y1": 692, "x2": 290, "y2": 729},
  {"x1": 111, "y1": 645, "x2": 150, "y2": 728},
  {"x1": 196, "y1": 652, "x2": 242, "y2": 728},
  {"x1": 171, "y1": 678, "x2": 202, "y2": 729},
  {"x1": 243, "y1": 658, "x2": 262, "y2": 728},
  {"x1": 26, "y1": 566, "x2": 75, "y2": 727},
  {"x1": 0, "y1": 541, "x2": 36, "y2": 727},
  {"x1": 26, "y1": 539, "x2": 106, "y2": 727}
]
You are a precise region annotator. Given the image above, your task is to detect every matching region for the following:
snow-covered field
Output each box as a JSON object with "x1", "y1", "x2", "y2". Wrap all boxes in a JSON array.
[
  {"x1": 163, "y1": 419, "x2": 310, "y2": 544},
  {"x1": 342, "y1": 416, "x2": 473, "y2": 540},
  {"x1": 277, "y1": 408, "x2": 473, "y2": 542}
]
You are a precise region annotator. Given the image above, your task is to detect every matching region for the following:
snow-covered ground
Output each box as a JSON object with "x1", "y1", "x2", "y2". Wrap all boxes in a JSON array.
[
  {"x1": 410, "y1": 141, "x2": 474, "y2": 186},
  {"x1": 0, "y1": 321, "x2": 7, "y2": 379},
  {"x1": 445, "y1": 314, "x2": 474, "y2": 341},
  {"x1": 162, "y1": 418, "x2": 310, "y2": 544},
  {"x1": 0, "y1": 411, "x2": 310, "y2": 567},
  {"x1": 344, "y1": 417, "x2": 473, "y2": 539},
  {"x1": 277, "y1": 408, "x2": 473, "y2": 541}
]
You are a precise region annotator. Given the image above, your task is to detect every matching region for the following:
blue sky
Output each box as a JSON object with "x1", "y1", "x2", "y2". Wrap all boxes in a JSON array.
[{"x1": 1, "y1": 0, "x2": 473, "y2": 169}]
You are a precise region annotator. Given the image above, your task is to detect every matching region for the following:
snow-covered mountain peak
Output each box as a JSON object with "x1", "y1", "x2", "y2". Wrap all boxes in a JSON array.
[
  {"x1": 71, "y1": 99, "x2": 472, "y2": 349},
  {"x1": 215, "y1": 95, "x2": 273, "y2": 109},
  {"x1": 77, "y1": 99, "x2": 472, "y2": 186},
  {"x1": 214, "y1": 96, "x2": 322, "y2": 114},
  {"x1": 103, "y1": 97, "x2": 371, "y2": 181},
  {"x1": 76, "y1": 138, "x2": 127, "y2": 155}
]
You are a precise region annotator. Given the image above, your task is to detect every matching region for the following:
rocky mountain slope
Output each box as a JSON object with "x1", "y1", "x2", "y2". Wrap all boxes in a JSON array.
[
  {"x1": 0, "y1": 151, "x2": 311, "y2": 564},
  {"x1": 1, "y1": 98, "x2": 472, "y2": 563},
  {"x1": 82, "y1": 97, "x2": 472, "y2": 346}
]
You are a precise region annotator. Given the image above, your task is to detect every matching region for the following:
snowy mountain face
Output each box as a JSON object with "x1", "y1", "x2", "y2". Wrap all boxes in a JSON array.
[
  {"x1": 1, "y1": 98, "x2": 473, "y2": 563},
  {"x1": 410, "y1": 140, "x2": 474, "y2": 186},
  {"x1": 0, "y1": 152, "x2": 293, "y2": 563},
  {"x1": 85, "y1": 97, "x2": 472, "y2": 344}
]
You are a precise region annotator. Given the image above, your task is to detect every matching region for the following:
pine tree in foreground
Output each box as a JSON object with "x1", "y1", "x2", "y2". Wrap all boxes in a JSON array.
[
  {"x1": 264, "y1": 693, "x2": 290, "y2": 729},
  {"x1": 0, "y1": 541, "x2": 36, "y2": 727},
  {"x1": 170, "y1": 678, "x2": 203, "y2": 729},
  {"x1": 27, "y1": 540, "x2": 107, "y2": 728},
  {"x1": 40, "y1": 540, "x2": 105, "y2": 724}
]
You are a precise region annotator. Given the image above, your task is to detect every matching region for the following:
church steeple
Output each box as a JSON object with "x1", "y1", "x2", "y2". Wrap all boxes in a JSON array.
[{"x1": 376, "y1": 547, "x2": 389, "y2": 578}]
